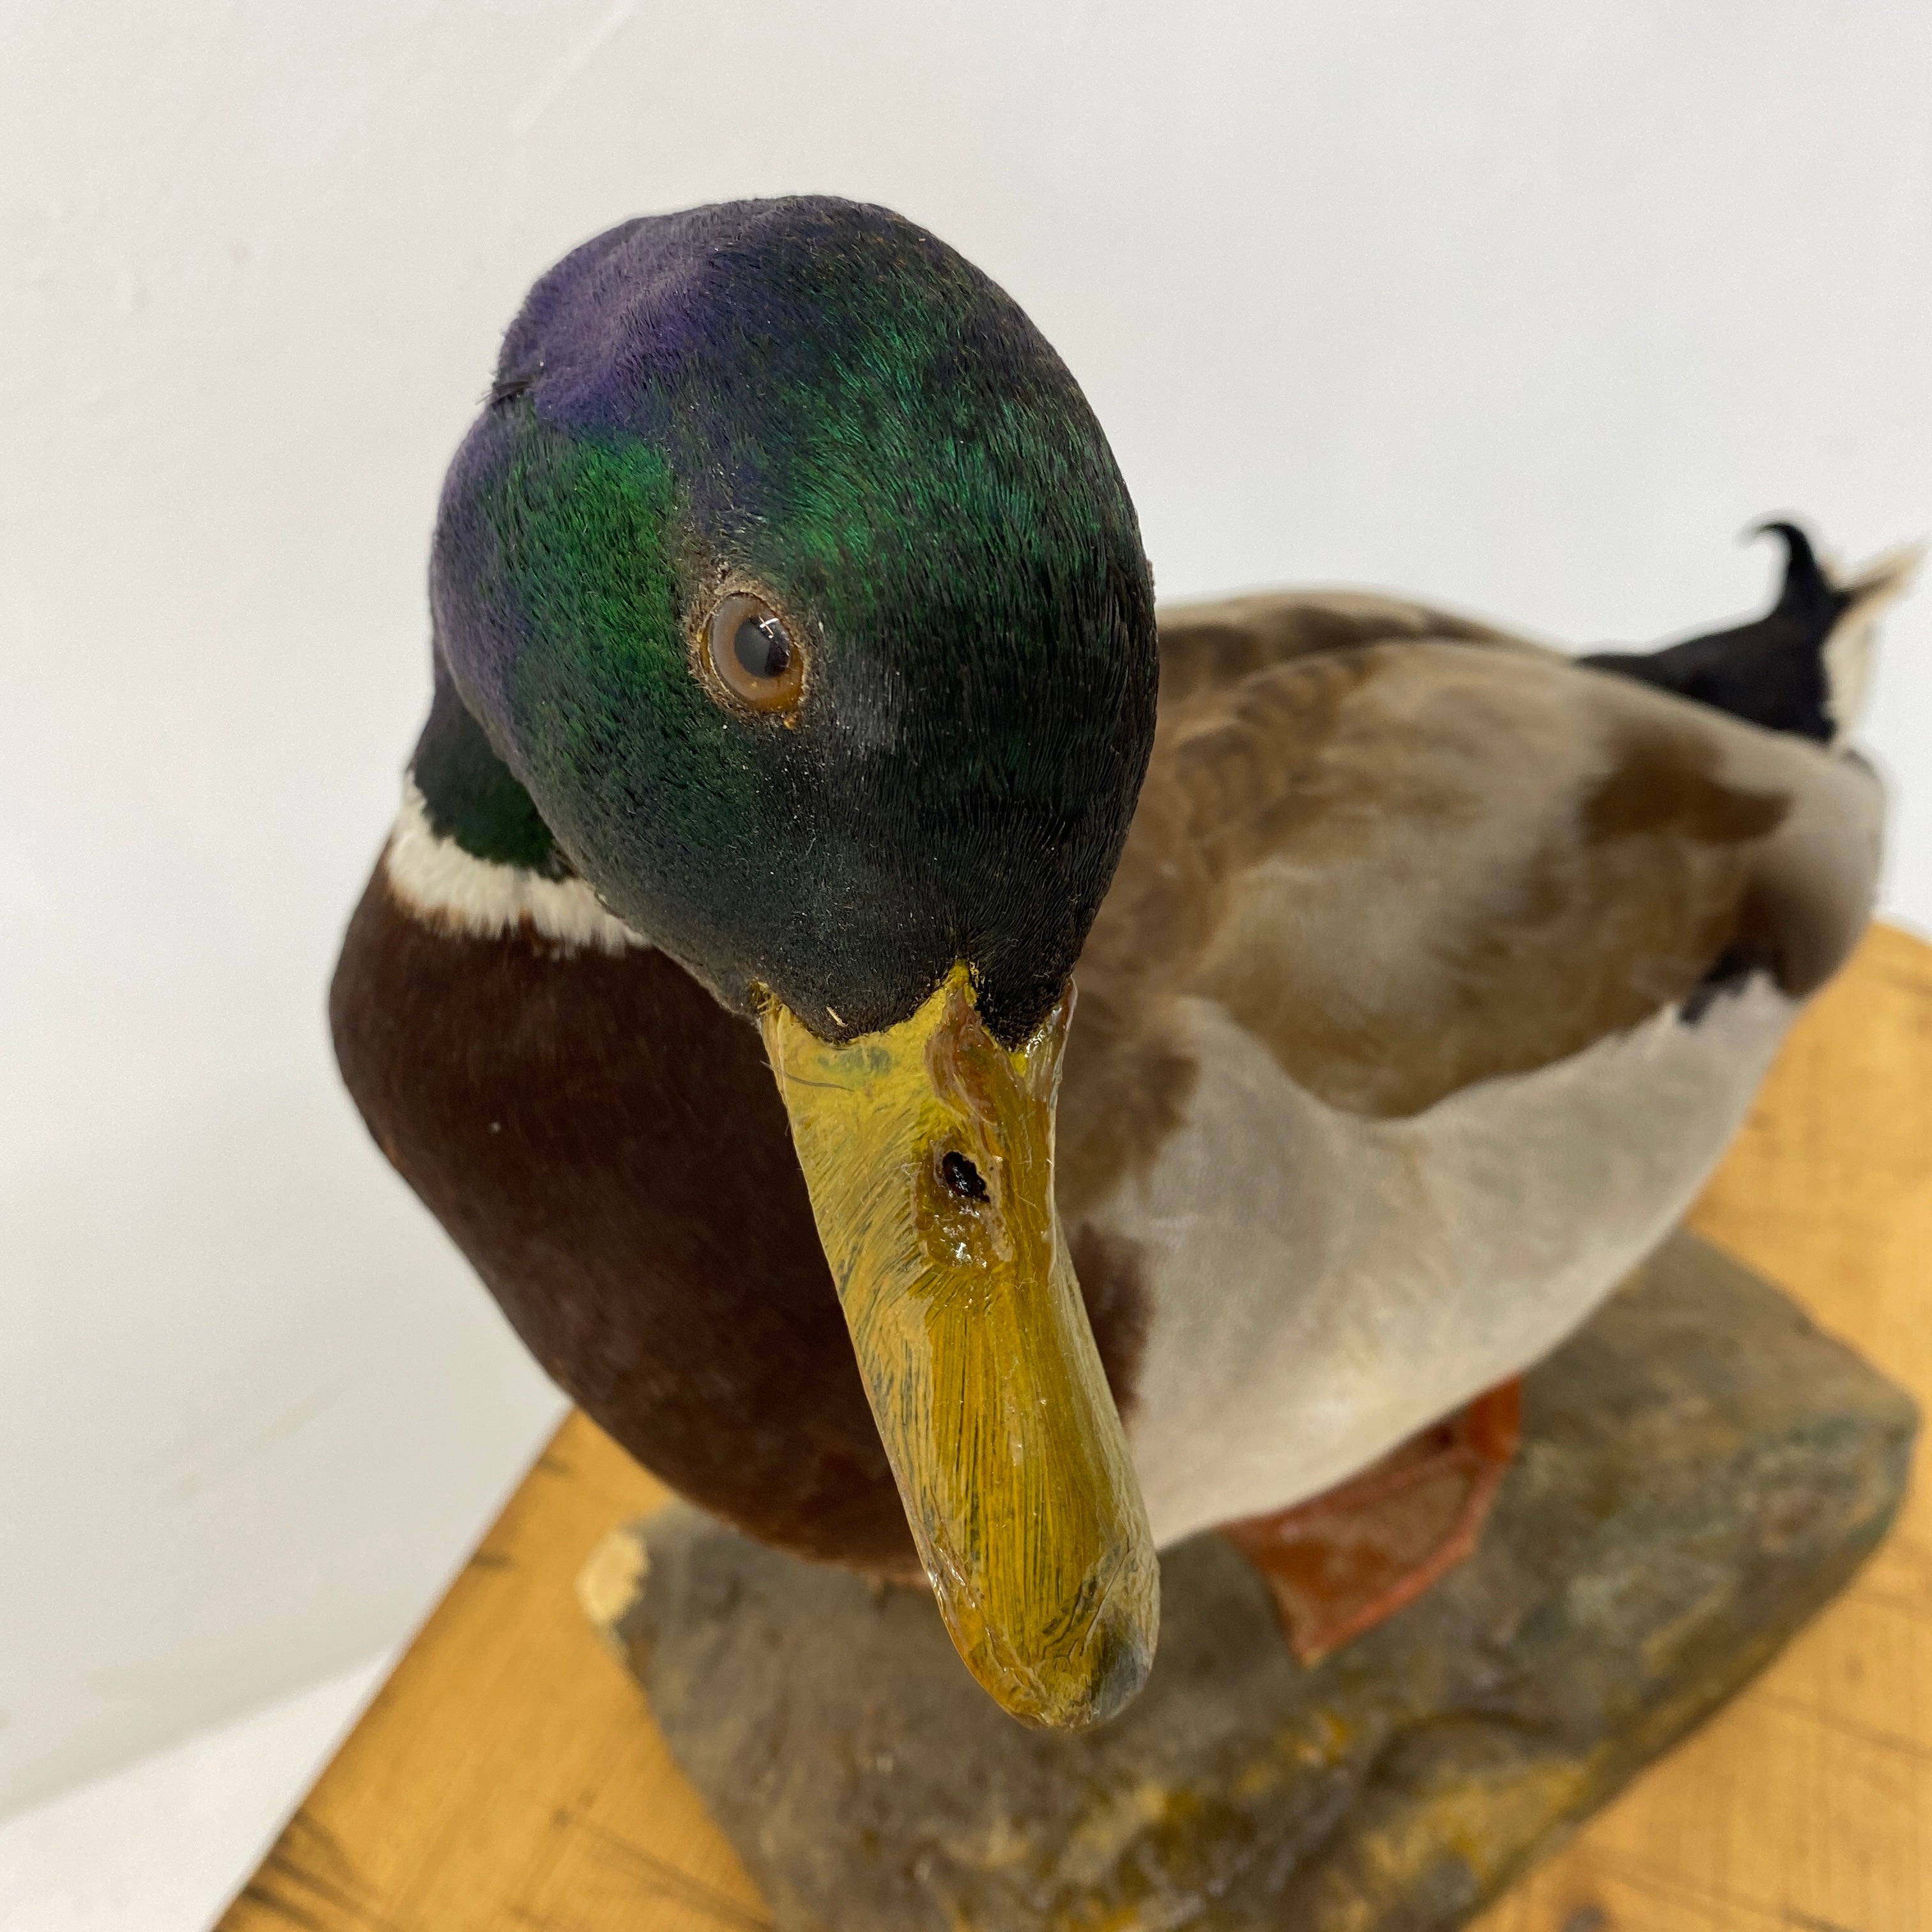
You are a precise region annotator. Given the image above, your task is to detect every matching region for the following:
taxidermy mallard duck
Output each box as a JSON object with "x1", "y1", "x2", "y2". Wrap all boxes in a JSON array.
[{"x1": 332, "y1": 197, "x2": 1915, "y2": 1732}]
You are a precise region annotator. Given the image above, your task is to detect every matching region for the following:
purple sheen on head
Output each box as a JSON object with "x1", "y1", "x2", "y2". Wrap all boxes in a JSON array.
[
  {"x1": 427, "y1": 402, "x2": 532, "y2": 756},
  {"x1": 496, "y1": 206, "x2": 737, "y2": 440},
  {"x1": 493, "y1": 198, "x2": 924, "y2": 445}
]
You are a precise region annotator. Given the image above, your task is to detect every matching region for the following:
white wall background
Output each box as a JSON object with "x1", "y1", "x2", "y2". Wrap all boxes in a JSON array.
[{"x1": 5, "y1": 0, "x2": 1929, "y2": 1830}]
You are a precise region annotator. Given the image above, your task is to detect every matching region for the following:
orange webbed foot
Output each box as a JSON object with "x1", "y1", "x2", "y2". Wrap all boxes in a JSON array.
[{"x1": 1220, "y1": 1378, "x2": 1523, "y2": 1664}]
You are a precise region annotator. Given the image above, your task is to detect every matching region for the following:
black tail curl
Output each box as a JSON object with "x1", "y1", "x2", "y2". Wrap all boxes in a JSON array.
[{"x1": 1581, "y1": 522, "x2": 1851, "y2": 743}]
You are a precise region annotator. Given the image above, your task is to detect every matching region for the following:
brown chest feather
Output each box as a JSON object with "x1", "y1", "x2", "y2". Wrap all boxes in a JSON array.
[
  {"x1": 330, "y1": 870, "x2": 917, "y2": 1573},
  {"x1": 330, "y1": 871, "x2": 1147, "y2": 1577}
]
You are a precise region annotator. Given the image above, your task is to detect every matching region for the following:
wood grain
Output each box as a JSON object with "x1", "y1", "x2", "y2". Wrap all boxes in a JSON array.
[{"x1": 218, "y1": 923, "x2": 1932, "y2": 1932}]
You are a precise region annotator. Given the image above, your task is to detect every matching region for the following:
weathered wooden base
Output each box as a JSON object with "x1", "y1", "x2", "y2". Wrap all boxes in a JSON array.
[{"x1": 586, "y1": 1232, "x2": 1916, "y2": 1932}]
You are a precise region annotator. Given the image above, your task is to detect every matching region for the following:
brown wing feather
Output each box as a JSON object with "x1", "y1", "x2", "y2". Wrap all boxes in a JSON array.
[
  {"x1": 1156, "y1": 585, "x2": 1549, "y2": 710},
  {"x1": 1060, "y1": 632, "x2": 1878, "y2": 1213}
]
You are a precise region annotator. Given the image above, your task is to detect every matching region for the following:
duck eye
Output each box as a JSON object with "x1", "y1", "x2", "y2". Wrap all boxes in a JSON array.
[{"x1": 707, "y1": 592, "x2": 805, "y2": 713}]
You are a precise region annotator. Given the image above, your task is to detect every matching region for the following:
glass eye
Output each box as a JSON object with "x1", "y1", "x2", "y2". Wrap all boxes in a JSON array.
[{"x1": 707, "y1": 592, "x2": 805, "y2": 712}]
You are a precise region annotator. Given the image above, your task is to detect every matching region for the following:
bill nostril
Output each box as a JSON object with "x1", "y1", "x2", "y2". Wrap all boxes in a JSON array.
[{"x1": 940, "y1": 1150, "x2": 990, "y2": 1202}]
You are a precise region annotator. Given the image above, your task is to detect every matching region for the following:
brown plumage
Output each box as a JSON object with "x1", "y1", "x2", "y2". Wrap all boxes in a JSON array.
[{"x1": 1068, "y1": 625, "x2": 1827, "y2": 1140}]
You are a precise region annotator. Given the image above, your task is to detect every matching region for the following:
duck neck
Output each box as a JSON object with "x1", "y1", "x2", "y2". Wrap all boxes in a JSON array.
[
  {"x1": 410, "y1": 661, "x2": 567, "y2": 875},
  {"x1": 386, "y1": 664, "x2": 650, "y2": 956}
]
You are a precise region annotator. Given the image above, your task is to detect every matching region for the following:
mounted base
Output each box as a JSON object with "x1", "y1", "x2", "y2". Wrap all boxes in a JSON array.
[{"x1": 586, "y1": 1232, "x2": 1915, "y2": 1932}]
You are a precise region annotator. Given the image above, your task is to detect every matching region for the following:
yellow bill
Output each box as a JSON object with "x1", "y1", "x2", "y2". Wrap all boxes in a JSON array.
[{"x1": 762, "y1": 965, "x2": 1158, "y2": 1729}]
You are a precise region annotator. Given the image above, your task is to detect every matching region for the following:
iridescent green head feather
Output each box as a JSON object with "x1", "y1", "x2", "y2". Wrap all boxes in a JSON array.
[{"x1": 430, "y1": 195, "x2": 1158, "y2": 1043}]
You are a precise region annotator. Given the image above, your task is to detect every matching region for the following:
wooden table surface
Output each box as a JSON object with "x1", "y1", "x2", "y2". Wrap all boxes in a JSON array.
[{"x1": 218, "y1": 924, "x2": 1932, "y2": 1932}]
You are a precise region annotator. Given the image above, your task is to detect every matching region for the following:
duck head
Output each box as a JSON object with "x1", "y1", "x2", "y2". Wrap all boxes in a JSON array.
[{"x1": 431, "y1": 197, "x2": 1161, "y2": 1728}]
